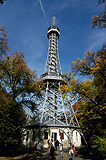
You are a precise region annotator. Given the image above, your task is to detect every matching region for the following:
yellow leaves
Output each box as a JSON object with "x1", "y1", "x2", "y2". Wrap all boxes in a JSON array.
[
  {"x1": 60, "y1": 84, "x2": 70, "y2": 93},
  {"x1": 87, "y1": 74, "x2": 92, "y2": 79},
  {"x1": 60, "y1": 73, "x2": 81, "y2": 111},
  {"x1": 76, "y1": 58, "x2": 81, "y2": 62},
  {"x1": 91, "y1": 66, "x2": 99, "y2": 74},
  {"x1": 91, "y1": 15, "x2": 99, "y2": 26},
  {"x1": 80, "y1": 79, "x2": 97, "y2": 97},
  {"x1": 91, "y1": 7, "x2": 106, "y2": 29},
  {"x1": 3, "y1": 51, "x2": 38, "y2": 82},
  {"x1": 85, "y1": 107, "x2": 101, "y2": 120},
  {"x1": 0, "y1": 51, "x2": 41, "y2": 101},
  {"x1": 61, "y1": 45, "x2": 106, "y2": 140}
]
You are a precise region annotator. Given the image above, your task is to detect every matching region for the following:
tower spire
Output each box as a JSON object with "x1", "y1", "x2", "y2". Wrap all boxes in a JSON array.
[
  {"x1": 43, "y1": 16, "x2": 62, "y2": 76},
  {"x1": 52, "y1": 16, "x2": 56, "y2": 26}
]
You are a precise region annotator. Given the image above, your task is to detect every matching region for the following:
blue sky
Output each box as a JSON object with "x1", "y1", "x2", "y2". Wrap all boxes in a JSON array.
[{"x1": 0, "y1": 0, "x2": 106, "y2": 78}]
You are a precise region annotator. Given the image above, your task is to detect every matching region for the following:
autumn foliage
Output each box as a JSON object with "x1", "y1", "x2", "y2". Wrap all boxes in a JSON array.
[
  {"x1": 60, "y1": 45, "x2": 106, "y2": 159},
  {"x1": 0, "y1": 27, "x2": 43, "y2": 155}
]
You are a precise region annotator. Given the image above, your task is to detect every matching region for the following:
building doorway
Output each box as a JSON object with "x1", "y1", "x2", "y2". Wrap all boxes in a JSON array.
[{"x1": 52, "y1": 132, "x2": 57, "y2": 142}]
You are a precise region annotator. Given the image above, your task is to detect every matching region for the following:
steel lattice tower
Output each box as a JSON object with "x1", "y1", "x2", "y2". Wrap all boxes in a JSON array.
[
  {"x1": 23, "y1": 17, "x2": 86, "y2": 147},
  {"x1": 40, "y1": 17, "x2": 80, "y2": 131}
]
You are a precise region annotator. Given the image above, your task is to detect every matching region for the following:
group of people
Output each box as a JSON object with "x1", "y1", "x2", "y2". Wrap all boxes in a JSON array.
[
  {"x1": 48, "y1": 139, "x2": 63, "y2": 160},
  {"x1": 48, "y1": 139, "x2": 75, "y2": 160}
]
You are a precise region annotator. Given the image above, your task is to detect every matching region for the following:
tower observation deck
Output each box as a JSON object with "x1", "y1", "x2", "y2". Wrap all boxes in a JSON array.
[{"x1": 42, "y1": 16, "x2": 62, "y2": 81}]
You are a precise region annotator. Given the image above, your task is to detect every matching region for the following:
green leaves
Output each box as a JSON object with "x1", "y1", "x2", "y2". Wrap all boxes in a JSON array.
[
  {"x1": 91, "y1": 134, "x2": 106, "y2": 158},
  {"x1": 0, "y1": 89, "x2": 25, "y2": 145},
  {"x1": 60, "y1": 44, "x2": 106, "y2": 158},
  {"x1": 0, "y1": 27, "x2": 43, "y2": 153},
  {"x1": 0, "y1": 51, "x2": 42, "y2": 105}
]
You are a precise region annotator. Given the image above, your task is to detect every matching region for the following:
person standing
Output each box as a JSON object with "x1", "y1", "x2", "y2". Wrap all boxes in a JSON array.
[
  {"x1": 50, "y1": 144, "x2": 55, "y2": 160},
  {"x1": 55, "y1": 139, "x2": 59, "y2": 151},
  {"x1": 72, "y1": 145, "x2": 75, "y2": 160},
  {"x1": 59, "y1": 142, "x2": 63, "y2": 160}
]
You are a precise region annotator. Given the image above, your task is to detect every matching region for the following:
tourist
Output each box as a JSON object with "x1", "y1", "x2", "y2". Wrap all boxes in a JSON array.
[
  {"x1": 59, "y1": 142, "x2": 63, "y2": 160},
  {"x1": 55, "y1": 139, "x2": 59, "y2": 151},
  {"x1": 71, "y1": 145, "x2": 75, "y2": 160},
  {"x1": 50, "y1": 144, "x2": 55, "y2": 160}
]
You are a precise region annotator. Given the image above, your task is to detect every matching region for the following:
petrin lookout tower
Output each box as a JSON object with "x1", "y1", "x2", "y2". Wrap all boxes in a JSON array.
[
  {"x1": 40, "y1": 17, "x2": 64, "y2": 126},
  {"x1": 40, "y1": 17, "x2": 81, "y2": 146},
  {"x1": 23, "y1": 17, "x2": 82, "y2": 148}
]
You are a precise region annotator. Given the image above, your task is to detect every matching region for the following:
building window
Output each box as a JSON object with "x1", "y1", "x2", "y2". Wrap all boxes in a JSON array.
[{"x1": 44, "y1": 132, "x2": 48, "y2": 139}]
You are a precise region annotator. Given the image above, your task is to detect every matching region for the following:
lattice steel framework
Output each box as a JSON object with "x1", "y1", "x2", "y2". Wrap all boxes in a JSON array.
[{"x1": 40, "y1": 17, "x2": 80, "y2": 131}]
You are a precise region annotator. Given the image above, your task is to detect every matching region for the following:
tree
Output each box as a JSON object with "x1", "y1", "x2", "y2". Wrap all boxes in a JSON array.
[
  {"x1": 0, "y1": 50, "x2": 43, "y2": 154},
  {"x1": 60, "y1": 46, "x2": 106, "y2": 158},
  {"x1": 0, "y1": 88, "x2": 26, "y2": 155},
  {"x1": 71, "y1": 46, "x2": 106, "y2": 102},
  {"x1": 92, "y1": 1, "x2": 106, "y2": 28},
  {"x1": 0, "y1": 51, "x2": 42, "y2": 108},
  {"x1": 91, "y1": 2, "x2": 106, "y2": 157},
  {"x1": 59, "y1": 1, "x2": 106, "y2": 158},
  {"x1": 0, "y1": 26, "x2": 9, "y2": 63}
]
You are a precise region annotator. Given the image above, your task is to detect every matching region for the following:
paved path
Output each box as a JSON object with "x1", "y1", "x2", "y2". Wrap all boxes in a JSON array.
[{"x1": 0, "y1": 147, "x2": 92, "y2": 160}]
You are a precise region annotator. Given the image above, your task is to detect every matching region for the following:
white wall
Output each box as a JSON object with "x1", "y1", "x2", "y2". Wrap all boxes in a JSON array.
[{"x1": 22, "y1": 127, "x2": 81, "y2": 148}]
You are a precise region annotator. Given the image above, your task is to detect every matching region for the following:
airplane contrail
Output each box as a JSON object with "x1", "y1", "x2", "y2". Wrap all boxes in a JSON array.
[{"x1": 39, "y1": 0, "x2": 49, "y2": 27}]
